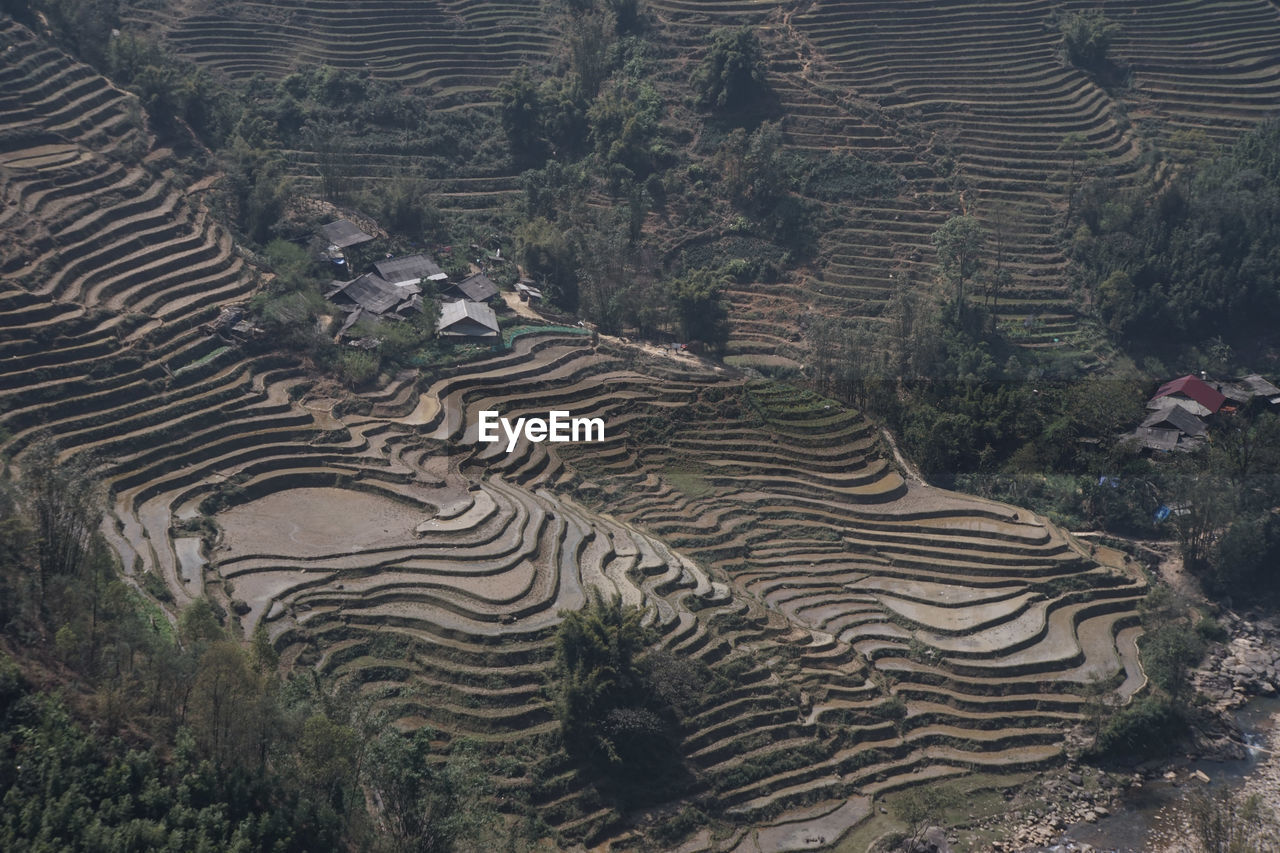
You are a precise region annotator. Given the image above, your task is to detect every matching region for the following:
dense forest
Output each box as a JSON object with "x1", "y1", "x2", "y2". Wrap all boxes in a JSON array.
[{"x1": 0, "y1": 439, "x2": 497, "y2": 852}]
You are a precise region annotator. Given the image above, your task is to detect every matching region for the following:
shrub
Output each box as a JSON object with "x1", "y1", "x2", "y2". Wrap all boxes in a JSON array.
[
  {"x1": 336, "y1": 349, "x2": 379, "y2": 388},
  {"x1": 141, "y1": 570, "x2": 173, "y2": 603},
  {"x1": 692, "y1": 27, "x2": 770, "y2": 116},
  {"x1": 1093, "y1": 695, "x2": 1185, "y2": 758},
  {"x1": 1060, "y1": 10, "x2": 1118, "y2": 69}
]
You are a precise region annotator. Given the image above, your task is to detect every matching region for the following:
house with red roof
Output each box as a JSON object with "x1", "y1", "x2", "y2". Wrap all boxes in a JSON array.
[{"x1": 1149, "y1": 374, "x2": 1226, "y2": 417}]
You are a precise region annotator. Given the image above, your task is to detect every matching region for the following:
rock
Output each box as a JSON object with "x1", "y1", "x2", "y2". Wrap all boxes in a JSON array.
[
  {"x1": 921, "y1": 826, "x2": 950, "y2": 852},
  {"x1": 230, "y1": 598, "x2": 251, "y2": 615},
  {"x1": 1193, "y1": 769, "x2": 1211, "y2": 783},
  {"x1": 1068, "y1": 772, "x2": 1084, "y2": 786},
  {"x1": 1084, "y1": 810, "x2": 1098, "y2": 823},
  {"x1": 1093, "y1": 805, "x2": 1109, "y2": 817}
]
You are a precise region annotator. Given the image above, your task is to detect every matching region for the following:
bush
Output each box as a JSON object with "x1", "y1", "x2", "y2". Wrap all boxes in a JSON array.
[
  {"x1": 1060, "y1": 10, "x2": 1118, "y2": 69},
  {"x1": 336, "y1": 349, "x2": 379, "y2": 388},
  {"x1": 692, "y1": 27, "x2": 770, "y2": 116},
  {"x1": 553, "y1": 591, "x2": 694, "y2": 803},
  {"x1": 141, "y1": 570, "x2": 173, "y2": 603},
  {"x1": 1093, "y1": 695, "x2": 1185, "y2": 758}
]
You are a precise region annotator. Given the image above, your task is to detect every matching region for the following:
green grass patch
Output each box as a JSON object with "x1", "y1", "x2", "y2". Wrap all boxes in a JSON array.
[
  {"x1": 173, "y1": 346, "x2": 229, "y2": 375},
  {"x1": 125, "y1": 583, "x2": 175, "y2": 646},
  {"x1": 663, "y1": 462, "x2": 714, "y2": 499},
  {"x1": 502, "y1": 324, "x2": 589, "y2": 347},
  {"x1": 832, "y1": 810, "x2": 905, "y2": 853}
]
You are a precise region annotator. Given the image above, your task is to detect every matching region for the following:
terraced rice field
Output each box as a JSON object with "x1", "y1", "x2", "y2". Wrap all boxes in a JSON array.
[
  {"x1": 650, "y1": 0, "x2": 1280, "y2": 355},
  {"x1": 119, "y1": 0, "x2": 1280, "y2": 358},
  {"x1": 0, "y1": 11, "x2": 1156, "y2": 847},
  {"x1": 122, "y1": 0, "x2": 556, "y2": 94}
]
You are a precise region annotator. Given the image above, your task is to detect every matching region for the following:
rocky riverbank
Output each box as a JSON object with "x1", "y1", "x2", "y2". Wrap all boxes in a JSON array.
[
  {"x1": 1143, "y1": 705, "x2": 1280, "y2": 852},
  {"x1": 983, "y1": 766, "x2": 1122, "y2": 851},
  {"x1": 1193, "y1": 612, "x2": 1280, "y2": 711},
  {"x1": 968, "y1": 611, "x2": 1280, "y2": 852}
]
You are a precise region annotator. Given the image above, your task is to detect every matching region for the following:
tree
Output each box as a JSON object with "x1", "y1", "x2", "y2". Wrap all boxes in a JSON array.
[
  {"x1": 565, "y1": 6, "x2": 616, "y2": 99},
  {"x1": 307, "y1": 120, "x2": 356, "y2": 202},
  {"x1": 692, "y1": 27, "x2": 770, "y2": 116},
  {"x1": 987, "y1": 203, "x2": 1014, "y2": 307},
  {"x1": 375, "y1": 177, "x2": 444, "y2": 242},
  {"x1": 716, "y1": 121, "x2": 789, "y2": 214},
  {"x1": 1186, "y1": 789, "x2": 1279, "y2": 853},
  {"x1": 364, "y1": 729, "x2": 493, "y2": 853},
  {"x1": 555, "y1": 590, "x2": 652, "y2": 764},
  {"x1": 1060, "y1": 10, "x2": 1119, "y2": 69},
  {"x1": 1211, "y1": 411, "x2": 1280, "y2": 497},
  {"x1": 21, "y1": 437, "x2": 102, "y2": 608},
  {"x1": 587, "y1": 78, "x2": 663, "y2": 179},
  {"x1": 890, "y1": 785, "x2": 960, "y2": 851},
  {"x1": 495, "y1": 69, "x2": 546, "y2": 165},
  {"x1": 1161, "y1": 459, "x2": 1233, "y2": 574},
  {"x1": 668, "y1": 269, "x2": 729, "y2": 353},
  {"x1": 189, "y1": 639, "x2": 265, "y2": 769},
  {"x1": 516, "y1": 216, "x2": 580, "y2": 311},
  {"x1": 931, "y1": 215, "x2": 987, "y2": 321},
  {"x1": 552, "y1": 589, "x2": 688, "y2": 790},
  {"x1": 179, "y1": 597, "x2": 225, "y2": 651},
  {"x1": 1059, "y1": 132, "x2": 1105, "y2": 225}
]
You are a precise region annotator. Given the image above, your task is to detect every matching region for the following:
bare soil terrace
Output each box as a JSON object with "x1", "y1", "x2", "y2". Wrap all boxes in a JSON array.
[{"x1": 217, "y1": 487, "x2": 430, "y2": 559}]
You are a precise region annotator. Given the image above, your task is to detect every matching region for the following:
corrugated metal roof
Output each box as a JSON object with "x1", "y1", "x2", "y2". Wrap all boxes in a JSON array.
[
  {"x1": 1151, "y1": 374, "x2": 1225, "y2": 413},
  {"x1": 450, "y1": 272, "x2": 499, "y2": 302},
  {"x1": 1142, "y1": 403, "x2": 1207, "y2": 437},
  {"x1": 437, "y1": 299, "x2": 498, "y2": 337},
  {"x1": 373, "y1": 253, "x2": 444, "y2": 285},
  {"x1": 331, "y1": 273, "x2": 402, "y2": 314},
  {"x1": 318, "y1": 219, "x2": 375, "y2": 249}
]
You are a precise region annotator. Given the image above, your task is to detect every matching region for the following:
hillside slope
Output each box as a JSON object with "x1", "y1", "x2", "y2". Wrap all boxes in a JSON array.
[
  {"x1": 115, "y1": 0, "x2": 1280, "y2": 360},
  {"x1": 0, "y1": 14, "x2": 1156, "y2": 846}
]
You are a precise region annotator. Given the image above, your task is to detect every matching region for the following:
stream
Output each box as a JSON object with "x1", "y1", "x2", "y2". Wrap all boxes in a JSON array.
[{"x1": 1042, "y1": 695, "x2": 1280, "y2": 852}]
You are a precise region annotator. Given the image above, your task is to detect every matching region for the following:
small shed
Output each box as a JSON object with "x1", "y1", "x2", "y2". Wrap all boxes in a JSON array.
[
  {"x1": 1241, "y1": 374, "x2": 1280, "y2": 404},
  {"x1": 515, "y1": 281, "x2": 543, "y2": 302},
  {"x1": 445, "y1": 272, "x2": 499, "y2": 303},
  {"x1": 318, "y1": 219, "x2": 375, "y2": 250},
  {"x1": 437, "y1": 300, "x2": 499, "y2": 339},
  {"x1": 1125, "y1": 426, "x2": 1199, "y2": 453}
]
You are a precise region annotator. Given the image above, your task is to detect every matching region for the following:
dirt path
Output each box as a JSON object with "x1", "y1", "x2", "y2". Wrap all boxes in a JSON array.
[
  {"x1": 879, "y1": 426, "x2": 925, "y2": 485},
  {"x1": 500, "y1": 290, "x2": 542, "y2": 320},
  {"x1": 1074, "y1": 533, "x2": 1202, "y2": 600}
]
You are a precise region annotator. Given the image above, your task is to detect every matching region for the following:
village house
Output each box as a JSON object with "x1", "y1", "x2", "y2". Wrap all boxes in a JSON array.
[
  {"x1": 326, "y1": 272, "x2": 424, "y2": 337},
  {"x1": 436, "y1": 299, "x2": 499, "y2": 340},
  {"x1": 317, "y1": 219, "x2": 375, "y2": 250},
  {"x1": 1148, "y1": 373, "x2": 1225, "y2": 417},
  {"x1": 515, "y1": 280, "x2": 543, "y2": 302},
  {"x1": 374, "y1": 253, "x2": 447, "y2": 287},
  {"x1": 1125, "y1": 371, "x2": 1280, "y2": 453},
  {"x1": 444, "y1": 272, "x2": 499, "y2": 303}
]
